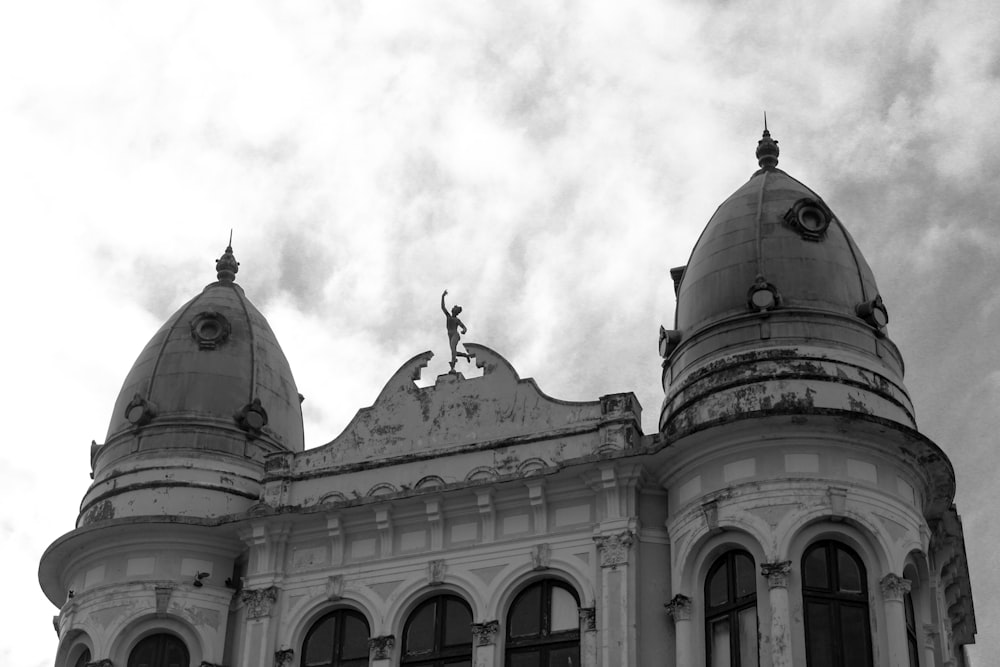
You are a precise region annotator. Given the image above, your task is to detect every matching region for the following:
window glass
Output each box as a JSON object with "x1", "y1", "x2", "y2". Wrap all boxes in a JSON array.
[
  {"x1": 836, "y1": 550, "x2": 862, "y2": 594},
  {"x1": 839, "y1": 605, "x2": 871, "y2": 666},
  {"x1": 509, "y1": 585, "x2": 542, "y2": 638},
  {"x1": 404, "y1": 602, "x2": 436, "y2": 656},
  {"x1": 735, "y1": 552, "x2": 756, "y2": 599},
  {"x1": 738, "y1": 607, "x2": 758, "y2": 667},
  {"x1": 127, "y1": 634, "x2": 190, "y2": 667},
  {"x1": 443, "y1": 598, "x2": 472, "y2": 648},
  {"x1": 305, "y1": 617, "x2": 336, "y2": 665},
  {"x1": 547, "y1": 646, "x2": 579, "y2": 667},
  {"x1": 710, "y1": 619, "x2": 731, "y2": 667},
  {"x1": 341, "y1": 613, "x2": 370, "y2": 661},
  {"x1": 509, "y1": 653, "x2": 539, "y2": 667},
  {"x1": 708, "y1": 561, "x2": 729, "y2": 607},
  {"x1": 73, "y1": 649, "x2": 92, "y2": 667},
  {"x1": 803, "y1": 546, "x2": 829, "y2": 590},
  {"x1": 550, "y1": 587, "x2": 578, "y2": 632},
  {"x1": 805, "y1": 602, "x2": 834, "y2": 667}
]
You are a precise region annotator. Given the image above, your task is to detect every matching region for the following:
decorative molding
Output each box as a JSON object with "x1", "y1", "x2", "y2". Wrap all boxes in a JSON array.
[
  {"x1": 880, "y1": 573, "x2": 912, "y2": 601},
  {"x1": 664, "y1": 594, "x2": 692, "y2": 622},
  {"x1": 578, "y1": 606, "x2": 597, "y2": 632},
  {"x1": 760, "y1": 561, "x2": 793, "y2": 589},
  {"x1": 428, "y1": 559, "x2": 447, "y2": 586},
  {"x1": 530, "y1": 543, "x2": 551, "y2": 571},
  {"x1": 594, "y1": 530, "x2": 635, "y2": 569},
  {"x1": 369, "y1": 635, "x2": 395, "y2": 660},
  {"x1": 471, "y1": 620, "x2": 499, "y2": 646},
  {"x1": 154, "y1": 584, "x2": 173, "y2": 617},
  {"x1": 701, "y1": 500, "x2": 722, "y2": 534},
  {"x1": 827, "y1": 486, "x2": 848, "y2": 520},
  {"x1": 274, "y1": 649, "x2": 294, "y2": 667},
  {"x1": 326, "y1": 575, "x2": 344, "y2": 601},
  {"x1": 241, "y1": 586, "x2": 279, "y2": 619}
]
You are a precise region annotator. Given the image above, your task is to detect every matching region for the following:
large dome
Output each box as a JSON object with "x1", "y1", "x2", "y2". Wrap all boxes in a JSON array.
[
  {"x1": 81, "y1": 246, "x2": 304, "y2": 524},
  {"x1": 660, "y1": 132, "x2": 913, "y2": 437}
]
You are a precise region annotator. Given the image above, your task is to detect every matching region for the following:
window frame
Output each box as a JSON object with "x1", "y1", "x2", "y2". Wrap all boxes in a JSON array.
[
  {"x1": 801, "y1": 540, "x2": 873, "y2": 667},
  {"x1": 400, "y1": 593, "x2": 474, "y2": 667},
  {"x1": 301, "y1": 608, "x2": 371, "y2": 667},
  {"x1": 703, "y1": 549, "x2": 758, "y2": 667},
  {"x1": 504, "y1": 579, "x2": 581, "y2": 667}
]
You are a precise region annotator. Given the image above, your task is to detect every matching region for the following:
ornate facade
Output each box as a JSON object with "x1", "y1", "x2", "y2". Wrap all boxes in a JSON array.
[{"x1": 40, "y1": 133, "x2": 975, "y2": 666}]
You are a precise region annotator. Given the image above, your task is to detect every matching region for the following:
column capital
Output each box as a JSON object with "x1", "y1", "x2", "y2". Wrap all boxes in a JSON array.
[
  {"x1": 760, "y1": 560, "x2": 792, "y2": 588},
  {"x1": 369, "y1": 635, "x2": 395, "y2": 661},
  {"x1": 578, "y1": 606, "x2": 597, "y2": 632},
  {"x1": 594, "y1": 530, "x2": 635, "y2": 568},
  {"x1": 880, "y1": 573, "x2": 911, "y2": 601},
  {"x1": 240, "y1": 586, "x2": 279, "y2": 619},
  {"x1": 664, "y1": 594, "x2": 692, "y2": 621},
  {"x1": 471, "y1": 621, "x2": 499, "y2": 646},
  {"x1": 274, "y1": 648, "x2": 294, "y2": 667}
]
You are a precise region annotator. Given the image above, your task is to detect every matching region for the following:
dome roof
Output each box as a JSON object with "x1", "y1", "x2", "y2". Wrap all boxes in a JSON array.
[
  {"x1": 660, "y1": 132, "x2": 912, "y2": 437},
  {"x1": 104, "y1": 245, "x2": 304, "y2": 452},
  {"x1": 676, "y1": 151, "x2": 881, "y2": 335}
]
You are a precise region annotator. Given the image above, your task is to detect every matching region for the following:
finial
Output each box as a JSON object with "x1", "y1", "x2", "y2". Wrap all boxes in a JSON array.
[
  {"x1": 756, "y1": 112, "x2": 779, "y2": 170},
  {"x1": 215, "y1": 235, "x2": 239, "y2": 283}
]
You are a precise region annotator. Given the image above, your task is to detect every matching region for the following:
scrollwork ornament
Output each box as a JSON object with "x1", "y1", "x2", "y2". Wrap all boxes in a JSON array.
[
  {"x1": 578, "y1": 606, "x2": 597, "y2": 632},
  {"x1": 240, "y1": 586, "x2": 279, "y2": 619},
  {"x1": 594, "y1": 530, "x2": 635, "y2": 569},
  {"x1": 664, "y1": 594, "x2": 692, "y2": 622},
  {"x1": 471, "y1": 620, "x2": 499, "y2": 646},
  {"x1": 274, "y1": 649, "x2": 294, "y2": 667},
  {"x1": 760, "y1": 560, "x2": 792, "y2": 589},
  {"x1": 880, "y1": 573, "x2": 911, "y2": 601},
  {"x1": 369, "y1": 635, "x2": 395, "y2": 661}
]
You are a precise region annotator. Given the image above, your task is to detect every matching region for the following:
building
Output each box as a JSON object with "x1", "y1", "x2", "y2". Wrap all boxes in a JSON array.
[{"x1": 39, "y1": 132, "x2": 976, "y2": 667}]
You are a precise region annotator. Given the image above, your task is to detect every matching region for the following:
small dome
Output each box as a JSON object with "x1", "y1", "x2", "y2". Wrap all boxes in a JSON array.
[
  {"x1": 660, "y1": 133, "x2": 912, "y2": 437},
  {"x1": 105, "y1": 247, "x2": 304, "y2": 452},
  {"x1": 676, "y1": 168, "x2": 880, "y2": 335}
]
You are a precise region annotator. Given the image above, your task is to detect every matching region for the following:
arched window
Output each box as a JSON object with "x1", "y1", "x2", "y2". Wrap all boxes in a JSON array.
[
  {"x1": 302, "y1": 609, "x2": 371, "y2": 667},
  {"x1": 72, "y1": 648, "x2": 91, "y2": 667},
  {"x1": 904, "y1": 588, "x2": 919, "y2": 667},
  {"x1": 127, "y1": 633, "x2": 189, "y2": 667},
  {"x1": 704, "y1": 550, "x2": 758, "y2": 667},
  {"x1": 505, "y1": 579, "x2": 580, "y2": 667},
  {"x1": 402, "y1": 594, "x2": 473, "y2": 667},
  {"x1": 802, "y1": 541, "x2": 873, "y2": 667}
]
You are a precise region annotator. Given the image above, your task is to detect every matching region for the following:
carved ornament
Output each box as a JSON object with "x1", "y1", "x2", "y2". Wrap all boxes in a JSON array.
[
  {"x1": 241, "y1": 586, "x2": 279, "y2": 619},
  {"x1": 530, "y1": 544, "x2": 551, "y2": 571},
  {"x1": 326, "y1": 575, "x2": 344, "y2": 601},
  {"x1": 274, "y1": 649, "x2": 294, "y2": 667},
  {"x1": 471, "y1": 620, "x2": 499, "y2": 646},
  {"x1": 664, "y1": 594, "x2": 692, "y2": 622},
  {"x1": 428, "y1": 559, "x2": 447, "y2": 585},
  {"x1": 594, "y1": 530, "x2": 635, "y2": 569},
  {"x1": 369, "y1": 635, "x2": 395, "y2": 660},
  {"x1": 880, "y1": 573, "x2": 912, "y2": 601},
  {"x1": 760, "y1": 560, "x2": 792, "y2": 589},
  {"x1": 155, "y1": 585, "x2": 173, "y2": 617}
]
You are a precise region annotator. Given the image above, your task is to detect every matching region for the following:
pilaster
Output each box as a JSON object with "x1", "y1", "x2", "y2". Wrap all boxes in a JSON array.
[
  {"x1": 880, "y1": 573, "x2": 912, "y2": 667},
  {"x1": 761, "y1": 560, "x2": 792, "y2": 667}
]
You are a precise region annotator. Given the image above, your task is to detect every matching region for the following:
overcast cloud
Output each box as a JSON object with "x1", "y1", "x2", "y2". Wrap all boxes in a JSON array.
[{"x1": 2, "y1": 2, "x2": 998, "y2": 665}]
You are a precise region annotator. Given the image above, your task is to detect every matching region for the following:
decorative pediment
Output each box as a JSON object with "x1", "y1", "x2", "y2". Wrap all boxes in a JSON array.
[{"x1": 309, "y1": 344, "x2": 634, "y2": 468}]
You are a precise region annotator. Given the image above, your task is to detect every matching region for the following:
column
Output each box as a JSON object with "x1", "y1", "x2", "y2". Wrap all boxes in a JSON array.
[
  {"x1": 239, "y1": 586, "x2": 280, "y2": 667},
  {"x1": 880, "y1": 574, "x2": 912, "y2": 667},
  {"x1": 664, "y1": 594, "x2": 692, "y2": 667},
  {"x1": 922, "y1": 623, "x2": 939, "y2": 667},
  {"x1": 579, "y1": 607, "x2": 598, "y2": 667},
  {"x1": 471, "y1": 621, "x2": 499, "y2": 667},
  {"x1": 594, "y1": 530, "x2": 636, "y2": 667},
  {"x1": 760, "y1": 561, "x2": 792, "y2": 667}
]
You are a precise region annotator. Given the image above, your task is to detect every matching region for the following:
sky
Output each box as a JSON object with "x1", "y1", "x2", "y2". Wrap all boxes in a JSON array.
[{"x1": 2, "y1": 1, "x2": 998, "y2": 665}]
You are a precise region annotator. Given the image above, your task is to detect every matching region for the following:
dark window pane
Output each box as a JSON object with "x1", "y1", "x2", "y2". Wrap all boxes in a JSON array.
[
  {"x1": 735, "y1": 552, "x2": 756, "y2": 600},
  {"x1": 840, "y1": 604, "x2": 871, "y2": 667},
  {"x1": 836, "y1": 548, "x2": 863, "y2": 593},
  {"x1": 74, "y1": 650, "x2": 92, "y2": 667},
  {"x1": 803, "y1": 546, "x2": 829, "y2": 590},
  {"x1": 548, "y1": 646, "x2": 579, "y2": 667},
  {"x1": 708, "y1": 561, "x2": 729, "y2": 608},
  {"x1": 509, "y1": 651, "x2": 542, "y2": 667},
  {"x1": 904, "y1": 591, "x2": 916, "y2": 630},
  {"x1": 443, "y1": 598, "x2": 472, "y2": 648},
  {"x1": 304, "y1": 617, "x2": 335, "y2": 665},
  {"x1": 341, "y1": 613, "x2": 370, "y2": 660},
  {"x1": 444, "y1": 661, "x2": 472, "y2": 667},
  {"x1": 405, "y1": 602, "x2": 437, "y2": 655},
  {"x1": 805, "y1": 601, "x2": 834, "y2": 667},
  {"x1": 510, "y1": 584, "x2": 543, "y2": 638}
]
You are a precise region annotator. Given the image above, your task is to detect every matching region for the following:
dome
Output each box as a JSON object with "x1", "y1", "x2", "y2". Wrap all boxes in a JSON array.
[
  {"x1": 81, "y1": 245, "x2": 304, "y2": 524},
  {"x1": 660, "y1": 132, "x2": 913, "y2": 437}
]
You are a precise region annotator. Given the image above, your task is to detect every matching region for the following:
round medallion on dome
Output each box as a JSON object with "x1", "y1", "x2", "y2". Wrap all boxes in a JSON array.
[{"x1": 190, "y1": 311, "x2": 231, "y2": 350}]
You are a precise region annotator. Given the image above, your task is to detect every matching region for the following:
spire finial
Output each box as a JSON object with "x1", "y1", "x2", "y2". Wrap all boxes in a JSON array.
[
  {"x1": 215, "y1": 233, "x2": 239, "y2": 283},
  {"x1": 756, "y1": 112, "x2": 779, "y2": 170}
]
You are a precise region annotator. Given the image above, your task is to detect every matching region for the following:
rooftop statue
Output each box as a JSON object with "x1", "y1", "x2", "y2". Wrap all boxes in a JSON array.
[{"x1": 441, "y1": 290, "x2": 470, "y2": 372}]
